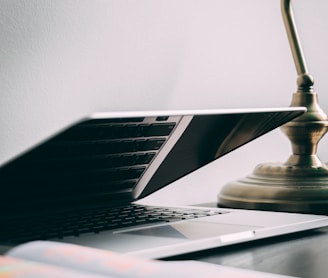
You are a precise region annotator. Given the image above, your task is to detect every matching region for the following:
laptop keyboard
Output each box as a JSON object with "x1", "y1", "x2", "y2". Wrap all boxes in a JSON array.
[
  {"x1": 2, "y1": 204, "x2": 226, "y2": 244},
  {"x1": 0, "y1": 115, "x2": 228, "y2": 244}
]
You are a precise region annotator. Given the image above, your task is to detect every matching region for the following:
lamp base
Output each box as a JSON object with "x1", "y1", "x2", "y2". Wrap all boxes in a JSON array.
[{"x1": 218, "y1": 161, "x2": 328, "y2": 214}]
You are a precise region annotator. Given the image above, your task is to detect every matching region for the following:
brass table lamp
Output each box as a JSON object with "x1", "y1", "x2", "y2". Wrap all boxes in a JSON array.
[{"x1": 218, "y1": 0, "x2": 328, "y2": 214}]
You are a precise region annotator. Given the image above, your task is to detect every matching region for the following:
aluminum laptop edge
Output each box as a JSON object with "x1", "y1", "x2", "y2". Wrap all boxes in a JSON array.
[{"x1": 2, "y1": 107, "x2": 328, "y2": 259}]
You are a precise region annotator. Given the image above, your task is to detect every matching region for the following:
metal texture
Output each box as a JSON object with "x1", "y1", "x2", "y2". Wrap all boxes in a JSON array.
[{"x1": 218, "y1": 0, "x2": 328, "y2": 214}]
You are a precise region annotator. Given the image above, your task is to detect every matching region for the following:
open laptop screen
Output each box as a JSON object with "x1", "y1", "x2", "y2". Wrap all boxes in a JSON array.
[{"x1": 0, "y1": 108, "x2": 304, "y2": 213}]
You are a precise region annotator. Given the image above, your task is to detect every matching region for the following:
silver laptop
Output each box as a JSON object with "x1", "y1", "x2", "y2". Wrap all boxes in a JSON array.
[{"x1": 1, "y1": 107, "x2": 328, "y2": 259}]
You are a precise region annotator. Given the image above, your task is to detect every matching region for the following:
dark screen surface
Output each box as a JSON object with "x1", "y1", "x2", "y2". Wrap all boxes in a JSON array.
[
  {"x1": 139, "y1": 110, "x2": 301, "y2": 198},
  {"x1": 0, "y1": 109, "x2": 304, "y2": 214}
]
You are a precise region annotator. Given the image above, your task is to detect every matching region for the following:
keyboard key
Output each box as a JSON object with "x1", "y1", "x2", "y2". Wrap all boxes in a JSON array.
[{"x1": 147, "y1": 123, "x2": 176, "y2": 136}]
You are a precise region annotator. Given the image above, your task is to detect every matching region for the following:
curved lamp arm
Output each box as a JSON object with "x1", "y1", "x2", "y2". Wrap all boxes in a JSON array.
[{"x1": 281, "y1": 0, "x2": 308, "y2": 76}]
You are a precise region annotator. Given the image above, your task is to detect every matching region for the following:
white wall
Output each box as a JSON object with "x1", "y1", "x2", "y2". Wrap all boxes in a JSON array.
[{"x1": 1, "y1": 0, "x2": 328, "y2": 204}]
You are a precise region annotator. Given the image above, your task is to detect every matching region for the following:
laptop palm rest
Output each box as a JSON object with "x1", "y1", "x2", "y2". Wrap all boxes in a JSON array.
[{"x1": 122, "y1": 221, "x2": 258, "y2": 240}]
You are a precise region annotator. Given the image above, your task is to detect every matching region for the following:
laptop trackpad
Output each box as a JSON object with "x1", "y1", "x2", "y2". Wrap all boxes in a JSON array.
[{"x1": 123, "y1": 221, "x2": 258, "y2": 240}]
